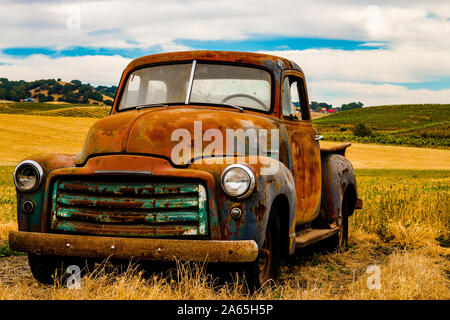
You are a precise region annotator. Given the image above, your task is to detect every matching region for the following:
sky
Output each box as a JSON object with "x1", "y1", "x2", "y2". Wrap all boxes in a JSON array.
[{"x1": 0, "y1": 0, "x2": 449, "y2": 107}]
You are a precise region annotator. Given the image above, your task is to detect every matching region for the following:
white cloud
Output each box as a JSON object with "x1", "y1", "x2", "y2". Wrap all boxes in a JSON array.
[
  {"x1": 0, "y1": 54, "x2": 131, "y2": 85},
  {"x1": 307, "y1": 80, "x2": 450, "y2": 107},
  {"x1": 0, "y1": 0, "x2": 449, "y2": 49},
  {"x1": 263, "y1": 45, "x2": 450, "y2": 83},
  {"x1": 0, "y1": 0, "x2": 449, "y2": 106}
]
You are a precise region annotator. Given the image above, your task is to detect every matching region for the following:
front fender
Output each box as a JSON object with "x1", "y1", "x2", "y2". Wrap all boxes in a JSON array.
[
  {"x1": 14, "y1": 153, "x2": 77, "y2": 232},
  {"x1": 190, "y1": 156, "x2": 296, "y2": 249}
]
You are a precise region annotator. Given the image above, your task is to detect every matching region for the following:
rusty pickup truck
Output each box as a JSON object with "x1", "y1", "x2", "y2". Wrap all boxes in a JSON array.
[{"x1": 9, "y1": 51, "x2": 362, "y2": 288}]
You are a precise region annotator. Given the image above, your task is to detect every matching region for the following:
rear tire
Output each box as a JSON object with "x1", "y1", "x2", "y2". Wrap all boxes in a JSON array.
[
  {"x1": 322, "y1": 194, "x2": 350, "y2": 252},
  {"x1": 244, "y1": 205, "x2": 281, "y2": 291}
]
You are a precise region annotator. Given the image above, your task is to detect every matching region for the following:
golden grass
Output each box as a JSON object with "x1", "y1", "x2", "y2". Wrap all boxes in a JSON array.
[
  {"x1": 0, "y1": 114, "x2": 97, "y2": 166},
  {"x1": 310, "y1": 112, "x2": 330, "y2": 120},
  {"x1": 0, "y1": 233, "x2": 447, "y2": 300},
  {"x1": 0, "y1": 168, "x2": 448, "y2": 300},
  {"x1": 0, "y1": 114, "x2": 448, "y2": 300},
  {"x1": 321, "y1": 141, "x2": 450, "y2": 170}
]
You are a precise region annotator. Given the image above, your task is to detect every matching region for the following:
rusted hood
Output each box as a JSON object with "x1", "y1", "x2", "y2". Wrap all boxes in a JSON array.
[{"x1": 75, "y1": 106, "x2": 280, "y2": 165}]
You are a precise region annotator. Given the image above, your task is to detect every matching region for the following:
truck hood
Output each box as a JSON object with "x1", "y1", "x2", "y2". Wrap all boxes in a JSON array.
[{"x1": 75, "y1": 106, "x2": 280, "y2": 165}]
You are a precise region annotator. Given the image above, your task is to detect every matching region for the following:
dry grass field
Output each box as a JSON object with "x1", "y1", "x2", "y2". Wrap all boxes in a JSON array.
[
  {"x1": 0, "y1": 114, "x2": 97, "y2": 165},
  {"x1": 0, "y1": 114, "x2": 448, "y2": 300}
]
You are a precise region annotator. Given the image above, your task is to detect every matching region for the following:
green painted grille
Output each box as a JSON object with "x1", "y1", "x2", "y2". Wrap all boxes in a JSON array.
[{"x1": 50, "y1": 179, "x2": 208, "y2": 237}]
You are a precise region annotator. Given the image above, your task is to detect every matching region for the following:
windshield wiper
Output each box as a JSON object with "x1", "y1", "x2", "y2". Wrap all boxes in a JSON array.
[
  {"x1": 135, "y1": 103, "x2": 169, "y2": 110},
  {"x1": 204, "y1": 100, "x2": 244, "y2": 112}
]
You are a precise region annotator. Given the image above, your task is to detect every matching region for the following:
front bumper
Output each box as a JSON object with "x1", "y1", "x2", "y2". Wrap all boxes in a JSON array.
[{"x1": 9, "y1": 231, "x2": 259, "y2": 263}]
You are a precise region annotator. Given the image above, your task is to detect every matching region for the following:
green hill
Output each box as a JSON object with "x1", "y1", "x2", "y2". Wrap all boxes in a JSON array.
[
  {"x1": 0, "y1": 78, "x2": 116, "y2": 105},
  {"x1": 314, "y1": 104, "x2": 450, "y2": 130},
  {"x1": 313, "y1": 104, "x2": 450, "y2": 148}
]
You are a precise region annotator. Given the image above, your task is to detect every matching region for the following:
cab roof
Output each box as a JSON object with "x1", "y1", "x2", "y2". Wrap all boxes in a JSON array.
[{"x1": 124, "y1": 50, "x2": 303, "y2": 75}]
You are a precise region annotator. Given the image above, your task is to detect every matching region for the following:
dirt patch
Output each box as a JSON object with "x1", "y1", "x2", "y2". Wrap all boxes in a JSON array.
[{"x1": 0, "y1": 255, "x2": 31, "y2": 285}]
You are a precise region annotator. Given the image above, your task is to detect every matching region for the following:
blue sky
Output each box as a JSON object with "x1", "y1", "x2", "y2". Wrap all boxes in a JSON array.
[{"x1": 0, "y1": 0, "x2": 449, "y2": 107}]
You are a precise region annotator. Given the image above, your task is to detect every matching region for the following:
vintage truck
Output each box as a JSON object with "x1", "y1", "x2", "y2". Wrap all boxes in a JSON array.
[{"x1": 9, "y1": 51, "x2": 361, "y2": 288}]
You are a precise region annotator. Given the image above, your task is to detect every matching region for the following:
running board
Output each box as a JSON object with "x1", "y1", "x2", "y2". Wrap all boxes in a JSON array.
[{"x1": 295, "y1": 228, "x2": 339, "y2": 248}]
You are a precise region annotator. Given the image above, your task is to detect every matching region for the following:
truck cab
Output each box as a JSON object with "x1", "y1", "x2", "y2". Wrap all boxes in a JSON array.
[{"x1": 10, "y1": 51, "x2": 361, "y2": 288}]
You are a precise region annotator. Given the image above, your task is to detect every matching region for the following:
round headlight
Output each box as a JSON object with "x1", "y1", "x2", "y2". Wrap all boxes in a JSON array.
[
  {"x1": 13, "y1": 160, "x2": 43, "y2": 192},
  {"x1": 221, "y1": 164, "x2": 255, "y2": 199}
]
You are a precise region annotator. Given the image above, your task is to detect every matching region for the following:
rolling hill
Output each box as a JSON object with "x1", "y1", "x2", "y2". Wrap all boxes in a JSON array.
[
  {"x1": 0, "y1": 78, "x2": 116, "y2": 106},
  {"x1": 313, "y1": 104, "x2": 450, "y2": 148}
]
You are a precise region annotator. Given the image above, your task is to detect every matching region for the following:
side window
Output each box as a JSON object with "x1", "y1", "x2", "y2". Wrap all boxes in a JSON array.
[
  {"x1": 282, "y1": 76, "x2": 310, "y2": 120},
  {"x1": 282, "y1": 77, "x2": 294, "y2": 117}
]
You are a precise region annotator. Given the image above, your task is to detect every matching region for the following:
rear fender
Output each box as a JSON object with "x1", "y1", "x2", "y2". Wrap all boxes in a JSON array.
[{"x1": 320, "y1": 154, "x2": 357, "y2": 223}]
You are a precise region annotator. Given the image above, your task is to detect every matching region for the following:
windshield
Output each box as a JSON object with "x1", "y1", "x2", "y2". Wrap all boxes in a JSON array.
[{"x1": 118, "y1": 62, "x2": 271, "y2": 112}]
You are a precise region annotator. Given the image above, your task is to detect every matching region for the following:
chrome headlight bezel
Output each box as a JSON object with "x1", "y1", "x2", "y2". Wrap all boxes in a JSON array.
[
  {"x1": 13, "y1": 160, "x2": 44, "y2": 193},
  {"x1": 220, "y1": 164, "x2": 256, "y2": 199}
]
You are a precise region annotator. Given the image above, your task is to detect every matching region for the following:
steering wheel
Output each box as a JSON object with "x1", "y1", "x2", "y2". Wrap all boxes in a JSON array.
[{"x1": 222, "y1": 93, "x2": 267, "y2": 109}]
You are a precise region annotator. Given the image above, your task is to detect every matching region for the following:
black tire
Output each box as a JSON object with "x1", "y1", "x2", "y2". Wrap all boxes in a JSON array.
[
  {"x1": 28, "y1": 254, "x2": 62, "y2": 285},
  {"x1": 244, "y1": 205, "x2": 281, "y2": 291},
  {"x1": 28, "y1": 254, "x2": 93, "y2": 285},
  {"x1": 322, "y1": 194, "x2": 350, "y2": 252}
]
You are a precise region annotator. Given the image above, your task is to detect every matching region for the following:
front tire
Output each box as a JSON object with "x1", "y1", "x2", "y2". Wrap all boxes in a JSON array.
[
  {"x1": 244, "y1": 205, "x2": 281, "y2": 290},
  {"x1": 28, "y1": 254, "x2": 93, "y2": 285},
  {"x1": 28, "y1": 254, "x2": 64, "y2": 285}
]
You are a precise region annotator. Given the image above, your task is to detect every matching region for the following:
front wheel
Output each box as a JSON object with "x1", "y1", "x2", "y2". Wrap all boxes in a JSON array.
[
  {"x1": 244, "y1": 206, "x2": 281, "y2": 290},
  {"x1": 28, "y1": 254, "x2": 93, "y2": 285}
]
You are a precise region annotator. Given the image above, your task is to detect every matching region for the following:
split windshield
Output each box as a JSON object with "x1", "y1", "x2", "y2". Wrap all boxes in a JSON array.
[{"x1": 118, "y1": 62, "x2": 272, "y2": 112}]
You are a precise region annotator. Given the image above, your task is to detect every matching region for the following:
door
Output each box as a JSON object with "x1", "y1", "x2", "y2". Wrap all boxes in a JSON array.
[{"x1": 280, "y1": 72, "x2": 321, "y2": 226}]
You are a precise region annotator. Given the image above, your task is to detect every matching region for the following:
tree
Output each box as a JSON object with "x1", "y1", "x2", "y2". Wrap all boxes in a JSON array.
[
  {"x1": 49, "y1": 83, "x2": 63, "y2": 94},
  {"x1": 84, "y1": 90, "x2": 103, "y2": 102},
  {"x1": 0, "y1": 87, "x2": 7, "y2": 100},
  {"x1": 37, "y1": 93, "x2": 47, "y2": 102},
  {"x1": 104, "y1": 99, "x2": 113, "y2": 106},
  {"x1": 341, "y1": 102, "x2": 363, "y2": 111},
  {"x1": 63, "y1": 92, "x2": 79, "y2": 103},
  {"x1": 352, "y1": 123, "x2": 373, "y2": 137}
]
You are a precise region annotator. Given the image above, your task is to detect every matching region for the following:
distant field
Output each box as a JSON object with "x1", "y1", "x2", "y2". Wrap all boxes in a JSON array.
[
  {"x1": 0, "y1": 102, "x2": 110, "y2": 118},
  {"x1": 314, "y1": 104, "x2": 450, "y2": 148},
  {"x1": 310, "y1": 111, "x2": 330, "y2": 120},
  {"x1": 321, "y1": 141, "x2": 450, "y2": 170},
  {"x1": 0, "y1": 114, "x2": 97, "y2": 165}
]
